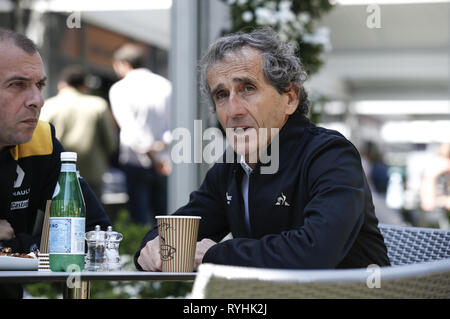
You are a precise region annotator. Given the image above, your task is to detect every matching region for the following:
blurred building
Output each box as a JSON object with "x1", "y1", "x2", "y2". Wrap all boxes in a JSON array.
[
  {"x1": 0, "y1": 1, "x2": 169, "y2": 105},
  {"x1": 307, "y1": 0, "x2": 449, "y2": 224},
  {"x1": 308, "y1": 0, "x2": 449, "y2": 147},
  {"x1": 0, "y1": 0, "x2": 228, "y2": 214}
]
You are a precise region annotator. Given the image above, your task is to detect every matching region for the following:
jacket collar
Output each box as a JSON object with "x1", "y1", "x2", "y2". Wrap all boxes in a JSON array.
[
  {"x1": 232, "y1": 112, "x2": 313, "y2": 175},
  {"x1": 0, "y1": 145, "x2": 15, "y2": 161}
]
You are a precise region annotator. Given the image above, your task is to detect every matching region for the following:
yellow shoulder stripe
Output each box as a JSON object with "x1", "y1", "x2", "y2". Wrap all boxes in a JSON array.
[{"x1": 10, "y1": 120, "x2": 53, "y2": 160}]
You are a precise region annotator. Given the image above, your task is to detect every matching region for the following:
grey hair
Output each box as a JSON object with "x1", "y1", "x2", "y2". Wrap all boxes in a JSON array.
[
  {"x1": 0, "y1": 28, "x2": 39, "y2": 55},
  {"x1": 199, "y1": 27, "x2": 310, "y2": 116}
]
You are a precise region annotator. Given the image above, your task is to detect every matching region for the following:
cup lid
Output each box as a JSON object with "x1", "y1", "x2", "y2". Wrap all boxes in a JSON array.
[{"x1": 155, "y1": 215, "x2": 201, "y2": 219}]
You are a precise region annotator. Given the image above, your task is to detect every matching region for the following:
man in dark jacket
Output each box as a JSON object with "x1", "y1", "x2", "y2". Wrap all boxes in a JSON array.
[
  {"x1": 0, "y1": 29, "x2": 111, "y2": 298},
  {"x1": 135, "y1": 27, "x2": 390, "y2": 271}
]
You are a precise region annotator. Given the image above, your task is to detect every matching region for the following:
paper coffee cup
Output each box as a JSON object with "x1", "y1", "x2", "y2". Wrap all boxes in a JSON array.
[{"x1": 156, "y1": 215, "x2": 201, "y2": 272}]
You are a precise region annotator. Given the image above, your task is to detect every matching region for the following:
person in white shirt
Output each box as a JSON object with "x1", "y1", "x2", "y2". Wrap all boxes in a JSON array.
[{"x1": 109, "y1": 43, "x2": 171, "y2": 226}]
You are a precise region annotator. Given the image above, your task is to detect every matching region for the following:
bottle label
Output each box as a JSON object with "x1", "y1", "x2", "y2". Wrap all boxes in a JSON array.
[
  {"x1": 61, "y1": 163, "x2": 77, "y2": 172},
  {"x1": 49, "y1": 217, "x2": 85, "y2": 254}
]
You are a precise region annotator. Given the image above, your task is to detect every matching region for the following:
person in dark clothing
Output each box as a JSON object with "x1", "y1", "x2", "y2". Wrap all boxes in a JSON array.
[
  {"x1": 135, "y1": 27, "x2": 390, "y2": 271},
  {"x1": 0, "y1": 29, "x2": 111, "y2": 298},
  {"x1": 362, "y1": 141, "x2": 389, "y2": 194}
]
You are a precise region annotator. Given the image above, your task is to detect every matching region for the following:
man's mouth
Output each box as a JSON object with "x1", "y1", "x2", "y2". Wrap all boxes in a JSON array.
[
  {"x1": 232, "y1": 126, "x2": 253, "y2": 133},
  {"x1": 21, "y1": 118, "x2": 38, "y2": 126}
]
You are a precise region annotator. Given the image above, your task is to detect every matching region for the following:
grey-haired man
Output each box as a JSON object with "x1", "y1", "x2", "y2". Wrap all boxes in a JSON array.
[{"x1": 135, "y1": 27, "x2": 390, "y2": 272}]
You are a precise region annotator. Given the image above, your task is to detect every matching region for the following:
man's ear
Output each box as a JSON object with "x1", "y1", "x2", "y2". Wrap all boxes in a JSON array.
[{"x1": 284, "y1": 83, "x2": 300, "y2": 115}]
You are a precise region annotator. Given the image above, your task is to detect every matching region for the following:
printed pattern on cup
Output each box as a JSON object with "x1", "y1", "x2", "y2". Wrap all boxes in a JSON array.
[{"x1": 159, "y1": 222, "x2": 176, "y2": 261}]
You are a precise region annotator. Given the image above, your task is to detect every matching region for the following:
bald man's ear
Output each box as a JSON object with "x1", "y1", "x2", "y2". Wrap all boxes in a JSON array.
[{"x1": 284, "y1": 83, "x2": 300, "y2": 115}]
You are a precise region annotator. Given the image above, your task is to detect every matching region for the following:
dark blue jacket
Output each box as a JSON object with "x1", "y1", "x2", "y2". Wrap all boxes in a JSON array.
[{"x1": 135, "y1": 114, "x2": 390, "y2": 270}]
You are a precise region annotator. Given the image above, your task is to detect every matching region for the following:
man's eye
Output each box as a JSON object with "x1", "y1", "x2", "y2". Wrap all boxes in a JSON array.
[
  {"x1": 10, "y1": 82, "x2": 24, "y2": 88},
  {"x1": 37, "y1": 82, "x2": 46, "y2": 91},
  {"x1": 215, "y1": 91, "x2": 228, "y2": 100},
  {"x1": 244, "y1": 85, "x2": 255, "y2": 93}
]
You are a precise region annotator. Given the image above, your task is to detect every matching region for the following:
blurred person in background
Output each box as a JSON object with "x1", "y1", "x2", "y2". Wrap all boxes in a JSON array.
[
  {"x1": 361, "y1": 141, "x2": 389, "y2": 195},
  {"x1": 361, "y1": 141, "x2": 404, "y2": 225},
  {"x1": 0, "y1": 28, "x2": 111, "y2": 298},
  {"x1": 420, "y1": 143, "x2": 450, "y2": 228},
  {"x1": 40, "y1": 66, "x2": 118, "y2": 199},
  {"x1": 109, "y1": 43, "x2": 172, "y2": 227}
]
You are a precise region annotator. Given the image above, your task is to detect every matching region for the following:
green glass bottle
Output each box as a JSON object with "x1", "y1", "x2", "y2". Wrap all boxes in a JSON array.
[{"x1": 49, "y1": 152, "x2": 86, "y2": 272}]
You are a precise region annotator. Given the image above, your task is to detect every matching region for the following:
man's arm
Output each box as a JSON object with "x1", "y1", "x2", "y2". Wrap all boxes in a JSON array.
[
  {"x1": 109, "y1": 84, "x2": 155, "y2": 156},
  {"x1": 134, "y1": 164, "x2": 229, "y2": 271},
  {"x1": 98, "y1": 105, "x2": 118, "y2": 158}
]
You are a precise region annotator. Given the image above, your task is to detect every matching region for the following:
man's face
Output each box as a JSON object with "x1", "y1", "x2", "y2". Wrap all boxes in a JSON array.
[
  {"x1": 207, "y1": 47, "x2": 298, "y2": 164},
  {"x1": 0, "y1": 41, "x2": 46, "y2": 150}
]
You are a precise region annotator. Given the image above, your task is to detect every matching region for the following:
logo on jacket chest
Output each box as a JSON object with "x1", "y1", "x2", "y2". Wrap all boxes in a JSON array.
[
  {"x1": 275, "y1": 192, "x2": 290, "y2": 207},
  {"x1": 14, "y1": 164, "x2": 25, "y2": 188},
  {"x1": 12, "y1": 188, "x2": 30, "y2": 197},
  {"x1": 11, "y1": 164, "x2": 30, "y2": 211},
  {"x1": 226, "y1": 192, "x2": 232, "y2": 205}
]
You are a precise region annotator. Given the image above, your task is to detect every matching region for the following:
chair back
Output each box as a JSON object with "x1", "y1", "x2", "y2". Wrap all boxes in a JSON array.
[
  {"x1": 191, "y1": 260, "x2": 450, "y2": 299},
  {"x1": 191, "y1": 224, "x2": 450, "y2": 299},
  {"x1": 379, "y1": 224, "x2": 450, "y2": 266}
]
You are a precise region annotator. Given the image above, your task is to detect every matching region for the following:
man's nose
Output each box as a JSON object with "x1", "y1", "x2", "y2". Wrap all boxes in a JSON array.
[
  {"x1": 228, "y1": 91, "x2": 247, "y2": 118},
  {"x1": 26, "y1": 86, "x2": 44, "y2": 111}
]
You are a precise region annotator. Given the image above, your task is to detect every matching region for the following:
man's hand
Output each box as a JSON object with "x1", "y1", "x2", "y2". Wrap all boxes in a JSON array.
[
  {"x1": 0, "y1": 219, "x2": 15, "y2": 241},
  {"x1": 138, "y1": 236, "x2": 217, "y2": 272},
  {"x1": 154, "y1": 160, "x2": 172, "y2": 176},
  {"x1": 137, "y1": 236, "x2": 162, "y2": 271},
  {"x1": 194, "y1": 238, "x2": 216, "y2": 270}
]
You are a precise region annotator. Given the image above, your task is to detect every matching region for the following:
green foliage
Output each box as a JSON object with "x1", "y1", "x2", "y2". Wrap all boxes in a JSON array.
[
  {"x1": 24, "y1": 282, "x2": 62, "y2": 299},
  {"x1": 24, "y1": 209, "x2": 193, "y2": 299},
  {"x1": 308, "y1": 93, "x2": 329, "y2": 124},
  {"x1": 223, "y1": 0, "x2": 334, "y2": 76}
]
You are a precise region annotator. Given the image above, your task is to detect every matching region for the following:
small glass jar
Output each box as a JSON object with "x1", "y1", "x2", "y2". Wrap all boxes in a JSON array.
[
  {"x1": 85, "y1": 225, "x2": 107, "y2": 271},
  {"x1": 105, "y1": 226, "x2": 123, "y2": 271}
]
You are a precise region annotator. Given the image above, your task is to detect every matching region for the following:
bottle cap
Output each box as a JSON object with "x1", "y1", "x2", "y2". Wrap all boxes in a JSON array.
[{"x1": 61, "y1": 152, "x2": 77, "y2": 162}]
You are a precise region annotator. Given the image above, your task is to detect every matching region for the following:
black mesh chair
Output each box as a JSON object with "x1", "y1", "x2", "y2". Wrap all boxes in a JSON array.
[{"x1": 379, "y1": 223, "x2": 450, "y2": 266}]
